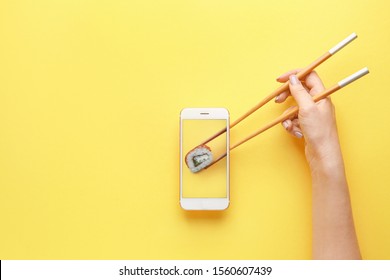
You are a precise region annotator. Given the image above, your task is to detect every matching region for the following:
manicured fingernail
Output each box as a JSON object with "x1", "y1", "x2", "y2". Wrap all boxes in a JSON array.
[
  {"x1": 282, "y1": 121, "x2": 289, "y2": 129},
  {"x1": 289, "y1": 75, "x2": 299, "y2": 85},
  {"x1": 275, "y1": 95, "x2": 280, "y2": 102},
  {"x1": 294, "y1": 131, "x2": 303, "y2": 138}
]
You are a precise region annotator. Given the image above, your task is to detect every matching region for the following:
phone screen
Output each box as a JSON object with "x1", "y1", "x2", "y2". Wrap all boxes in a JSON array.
[{"x1": 182, "y1": 119, "x2": 228, "y2": 198}]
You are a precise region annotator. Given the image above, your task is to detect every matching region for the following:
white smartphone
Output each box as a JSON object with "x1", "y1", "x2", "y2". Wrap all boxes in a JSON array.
[{"x1": 180, "y1": 108, "x2": 230, "y2": 210}]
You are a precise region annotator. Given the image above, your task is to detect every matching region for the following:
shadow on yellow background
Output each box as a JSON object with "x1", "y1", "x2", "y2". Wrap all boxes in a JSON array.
[{"x1": 0, "y1": 0, "x2": 389, "y2": 259}]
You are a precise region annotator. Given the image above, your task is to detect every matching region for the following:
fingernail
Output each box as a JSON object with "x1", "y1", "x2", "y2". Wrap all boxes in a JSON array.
[
  {"x1": 289, "y1": 75, "x2": 299, "y2": 85},
  {"x1": 275, "y1": 95, "x2": 280, "y2": 102},
  {"x1": 294, "y1": 131, "x2": 303, "y2": 138},
  {"x1": 282, "y1": 121, "x2": 289, "y2": 129}
]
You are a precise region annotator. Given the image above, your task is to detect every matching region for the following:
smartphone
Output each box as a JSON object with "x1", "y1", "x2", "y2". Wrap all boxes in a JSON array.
[{"x1": 180, "y1": 108, "x2": 230, "y2": 210}]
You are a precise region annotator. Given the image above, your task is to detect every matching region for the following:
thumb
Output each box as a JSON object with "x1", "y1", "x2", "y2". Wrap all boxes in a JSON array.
[{"x1": 289, "y1": 75, "x2": 314, "y2": 109}]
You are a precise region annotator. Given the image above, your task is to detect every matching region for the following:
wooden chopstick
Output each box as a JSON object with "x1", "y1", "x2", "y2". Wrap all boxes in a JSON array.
[
  {"x1": 199, "y1": 33, "x2": 357, "y2": 146},
  {"x1": 206, "y1": 67, "x2": 369, "y2": 168}
]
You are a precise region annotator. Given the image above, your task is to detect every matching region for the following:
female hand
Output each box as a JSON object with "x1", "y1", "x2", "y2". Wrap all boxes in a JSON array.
[
  {"x1": 276, "y1": 70, "x2": 361, "y2": 259},
  {"x1": 275, "y1": 70, "x2": 343, "y2": 171}
]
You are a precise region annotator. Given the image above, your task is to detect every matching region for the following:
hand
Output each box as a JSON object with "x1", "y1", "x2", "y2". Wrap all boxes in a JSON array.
[
  {"x1": 276, "y1": 70, "x2": 361, "y2": 260},
  {"x1": 275, "y1": 69, "x2": 343, "y2": 170}
]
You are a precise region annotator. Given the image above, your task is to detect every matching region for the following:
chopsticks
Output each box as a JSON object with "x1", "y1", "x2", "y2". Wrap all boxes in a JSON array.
[
  {"x1": 199, "y1": 33, "x2": 358, "y2": 146},
  {"x1": 206, "y1": 67, "x2": 370, "y2": 168}
]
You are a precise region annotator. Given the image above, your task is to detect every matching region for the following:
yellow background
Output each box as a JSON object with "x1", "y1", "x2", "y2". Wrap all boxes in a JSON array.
[
  {"x1": 0, "y1": 0, "x2": 389, "y2": 259},
  {"x1": 182, "y1": 119, "x2": 228, "y2": 198}
]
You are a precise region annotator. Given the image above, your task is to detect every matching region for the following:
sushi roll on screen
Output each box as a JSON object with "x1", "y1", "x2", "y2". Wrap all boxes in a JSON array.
[{"x1": 185, "y1": 145, "x2": 213, "y2": 173}]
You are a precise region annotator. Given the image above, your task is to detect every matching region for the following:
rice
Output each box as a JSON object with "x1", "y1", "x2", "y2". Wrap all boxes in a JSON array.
[{"x1": 185, "y1": 145, "x2": 213, "y2": 173}]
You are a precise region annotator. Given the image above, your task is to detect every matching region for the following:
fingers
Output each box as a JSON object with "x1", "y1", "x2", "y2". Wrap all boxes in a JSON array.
[
  {"x1": 275, "y1": 83, "x2": 310, "y2": 102},
  {"x1": 276, "y1": 68, "x2": 302, "y2": 82},
  {"x1": 275, "y1": 69, "x2": 326, "y2": 101},
  {"x1": 288, "y1": 75, "x2": 315, "y2": 109},
  {"x1": 305, "y1": 71, "x2": 325, "y2": 95},
  {"x1": 282, "y1": 118, "x2": 303, "y2": 139},
  {"x1": 275, "y1": 68, "x2": 310, "y2": 102},
  {"x1": 275, "y1": 91, "x2": 289, "y2": 103}
]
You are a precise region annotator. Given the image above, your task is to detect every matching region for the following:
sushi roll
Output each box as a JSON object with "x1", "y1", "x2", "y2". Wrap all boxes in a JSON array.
[{"x1": 185, "y1": 145, "x2": 213, "y2": 173}]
